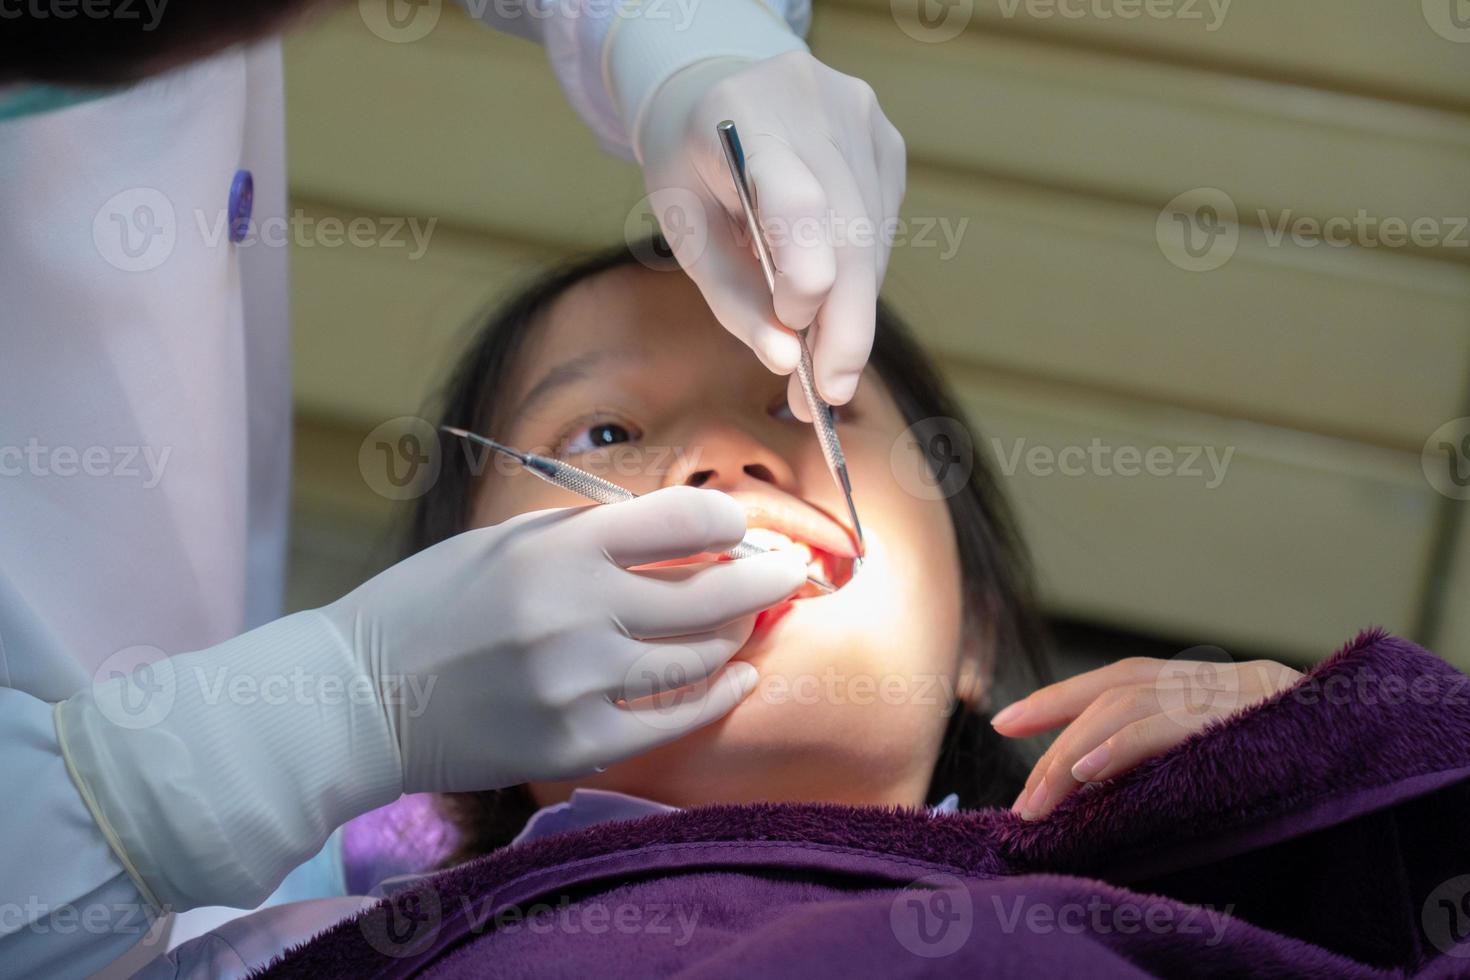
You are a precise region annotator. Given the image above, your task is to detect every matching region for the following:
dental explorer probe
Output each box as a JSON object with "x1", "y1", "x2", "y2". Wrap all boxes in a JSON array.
[
  {"x1": 440, "y1": 426, "x2": 837, "y2": 594},
  {"x1": 715, "y1": 120, "x2": 866, "y2": 563}
]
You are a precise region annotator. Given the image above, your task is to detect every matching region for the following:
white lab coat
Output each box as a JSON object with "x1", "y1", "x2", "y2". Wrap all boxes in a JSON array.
[{"x1": 0, "y1": 3, "x2": 809, "y2": 977}]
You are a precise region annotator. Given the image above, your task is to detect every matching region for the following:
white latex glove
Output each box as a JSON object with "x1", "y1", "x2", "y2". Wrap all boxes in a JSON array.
[
  {"x1": 56, "y1": 487, "x2": 803, "y2": 911},
  {"x1": 328, "y1": 485, "x2": 806, "y2": 794},
  {"x1": 635, "y1": 52, "x2": 907, "y2": 415}
]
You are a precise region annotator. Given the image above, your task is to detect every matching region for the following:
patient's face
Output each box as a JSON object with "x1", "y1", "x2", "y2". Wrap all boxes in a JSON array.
[{"x1": 469, "y1": 265, "x2": 971, "y2": 808}]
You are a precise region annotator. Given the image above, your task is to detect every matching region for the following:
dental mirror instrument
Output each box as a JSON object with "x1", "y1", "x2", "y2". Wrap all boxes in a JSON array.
[
  {"x1": 441, "y1": 426, "x2": 837, "y2": 594},
  {"x1": 715, "y1": 119, "x2": 866, "y2": 563}
]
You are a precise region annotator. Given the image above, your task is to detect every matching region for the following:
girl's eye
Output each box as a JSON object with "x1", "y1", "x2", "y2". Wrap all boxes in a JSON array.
[{"x1": 561, "y1": 421, "x2": 639, "y2": 456}]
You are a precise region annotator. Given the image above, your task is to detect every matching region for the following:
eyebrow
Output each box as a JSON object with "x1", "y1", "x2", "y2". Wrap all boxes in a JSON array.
[{"x1": 512, "y1": 347, "x2": 644, "y2": 421}]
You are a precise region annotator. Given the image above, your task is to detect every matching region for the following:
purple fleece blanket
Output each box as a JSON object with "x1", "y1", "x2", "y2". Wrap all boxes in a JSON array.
[{"x1": 258, "y1": 630, "x2": 1470, "y2": 978}]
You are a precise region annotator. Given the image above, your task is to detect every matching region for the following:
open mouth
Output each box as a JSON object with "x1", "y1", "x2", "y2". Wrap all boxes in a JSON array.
[
  {"x1": 727, "y1": 491, "x2": 858, "y2": 599},
  {"x1": 633, "y1": 490, "x2": 859, "y2": 599}
]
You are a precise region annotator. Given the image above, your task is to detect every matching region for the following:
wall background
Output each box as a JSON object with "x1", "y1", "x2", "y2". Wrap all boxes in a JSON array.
[{"x1": 280, "y1": 0, "x2": 1470, "y2": 670}]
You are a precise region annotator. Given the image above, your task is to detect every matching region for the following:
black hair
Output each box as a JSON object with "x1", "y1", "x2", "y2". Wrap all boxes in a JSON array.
[
  {"x1": 411, "y1": 240, "x2": 1051, "y2": 862},
  {"x1": 0, "y1": 2, "x2": 326, "y2": 87}
]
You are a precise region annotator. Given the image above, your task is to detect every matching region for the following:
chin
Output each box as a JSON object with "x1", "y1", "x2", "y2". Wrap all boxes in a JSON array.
[{"x1": 550, "y1": 532, "x2": 958, "y2": 809}]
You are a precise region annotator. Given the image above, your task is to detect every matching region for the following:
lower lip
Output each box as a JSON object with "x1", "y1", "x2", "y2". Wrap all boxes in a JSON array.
[{"x1": 742, "y1": 600, "x2": 796, "y2": 657}]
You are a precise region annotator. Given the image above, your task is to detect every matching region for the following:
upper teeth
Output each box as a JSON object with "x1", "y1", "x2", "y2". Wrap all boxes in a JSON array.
[{"x1": 744, "y1": 527, "x2": 813, "y2": 562}]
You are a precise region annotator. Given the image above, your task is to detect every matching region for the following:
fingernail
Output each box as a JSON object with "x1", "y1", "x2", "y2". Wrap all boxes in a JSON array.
[
  {"x1": 1019, "y1": 779, "x2": 1047, "y2": 821},
  {"x1": 728, "y1": 661, "x2": 760, "y2": 697},
  {"x1": 821, "y1": 371, "x2": 860, "y2": 405},
  {"x1": 1009, "y1": 788, "x2": 1026, "y2": 812},
  {"x1": 1071, "y1": 744, "x2": 1110, "y2": 783},
  {"x1": 990, "y1": 700, "x2": 1026, "y2": 728},
  {"x1": 764, "y1": 336, "x2": 801, "y2": 374}
]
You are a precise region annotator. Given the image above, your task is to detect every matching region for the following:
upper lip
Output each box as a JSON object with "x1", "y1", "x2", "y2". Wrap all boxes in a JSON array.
[{"x1": 726, "y1": 489, "x2": 859, "y2": 559}]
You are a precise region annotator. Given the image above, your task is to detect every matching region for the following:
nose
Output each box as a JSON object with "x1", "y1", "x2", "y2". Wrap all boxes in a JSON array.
[{"x1": 662, "y1": 421, "x2": 800, "y2": 495}]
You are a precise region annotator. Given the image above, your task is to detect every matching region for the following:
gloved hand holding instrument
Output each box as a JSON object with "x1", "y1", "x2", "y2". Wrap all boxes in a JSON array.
[{"x1": 55, "y1": 486, "x2": 806, "y2": 910}]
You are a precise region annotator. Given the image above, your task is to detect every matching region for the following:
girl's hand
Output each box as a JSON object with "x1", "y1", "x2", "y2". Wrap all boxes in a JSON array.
[{"x1": 992, "y1": 655, "x2": 1304, "y2": 820}]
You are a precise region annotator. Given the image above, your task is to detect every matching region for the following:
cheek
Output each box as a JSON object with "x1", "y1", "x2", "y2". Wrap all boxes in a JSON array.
[
  {"x1": 736, "y1": 431, "x2": 967, "y2": 713},
  {"x1": 470, "y1": 472, "x2": 575, "y2": 527},
  {"x1": 846, "y1": 425, "x2": 967, "y2": 679}
]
